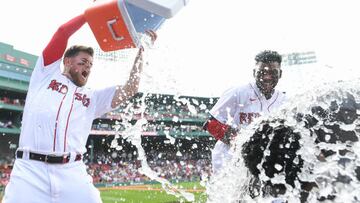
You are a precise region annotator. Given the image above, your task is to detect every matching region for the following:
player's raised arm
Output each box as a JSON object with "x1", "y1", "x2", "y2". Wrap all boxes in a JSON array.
[
  {"x1": 42, "y1": 14, "x2": 86, "y2": 66},
  {"x1": 111, "y1": 30, "x2": 157, "y2": 108}
]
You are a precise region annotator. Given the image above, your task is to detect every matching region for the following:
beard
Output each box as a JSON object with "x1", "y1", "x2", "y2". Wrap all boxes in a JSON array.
[{"x1": 69, "y1": 69, "x2": 87, "y2": 87}]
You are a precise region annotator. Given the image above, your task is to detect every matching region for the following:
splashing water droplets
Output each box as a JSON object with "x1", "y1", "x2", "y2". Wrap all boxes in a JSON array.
[
  {"x1": 207, "y1": 79, "x2": 360, "y2": 202},
  {"x1": 112, "y1": 93, "x2": 194, "y2": 201},
  {"x1": 176, "y1": 151, "x2": 183, "y2": 157}
]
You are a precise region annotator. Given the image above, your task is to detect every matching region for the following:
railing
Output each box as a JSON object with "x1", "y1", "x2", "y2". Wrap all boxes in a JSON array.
[
  {"x1": 157, "y1": 130, "x2": 210, "y2": 138},
  {"x1": 0, "y1": 103, "x2": 24, "y2": 111},
  {"x1": 94, "y1": 179, "x2": 201, "y2": 188},
  {"x1": 0, "y1": 127, "x2": 21, "y2": 134},
  {"x1": 0, "y1": 77, "x2": 29, "y2": 93},
  {"x1": 90, "y1": 129, "x2": 210, "y2": 137},
  {"x1": 101, "y1": 110, "x2": 208, "y2": 123},
  {"x1": 0, "y1": 61, "x2": 33, "y2": 78}
]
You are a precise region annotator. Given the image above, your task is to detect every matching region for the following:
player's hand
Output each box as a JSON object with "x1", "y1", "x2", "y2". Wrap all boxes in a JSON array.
[
  {"x1": 140, "y1": 30, "x2": 157, "y2": 50},
  {"x1": 136, "y1": 30, "x2": 157, "y2": 58},
  {"x1": 221, "y1": 127, "x2": 238, "y2": 145},
  {"x1": 145, "y1": 30, "x2": 157, "y2": 44}
]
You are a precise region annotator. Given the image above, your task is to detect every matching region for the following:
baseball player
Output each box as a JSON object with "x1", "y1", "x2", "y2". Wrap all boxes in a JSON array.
[
  {"x1": 3, "y1": 14, "x2": 156, "y2": 203},
  {"x1": 203, "y1": 50, "x2": 286, "y2": 175}
]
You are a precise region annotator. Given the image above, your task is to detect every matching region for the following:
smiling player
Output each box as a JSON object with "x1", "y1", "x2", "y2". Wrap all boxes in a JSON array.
[{"x1": 203, "y1": 50, "x2": 286, "y2": 175}]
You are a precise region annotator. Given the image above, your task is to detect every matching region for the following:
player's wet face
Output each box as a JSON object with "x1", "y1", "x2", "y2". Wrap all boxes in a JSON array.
[
  {"x1": 68, "y1": 52, "x2": 93, "y2": 87},
  {"x1": 254, "y1": 62, "x2": 281, "y2": 97}
]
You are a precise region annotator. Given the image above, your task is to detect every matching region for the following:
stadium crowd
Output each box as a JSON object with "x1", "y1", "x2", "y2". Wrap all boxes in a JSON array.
[
  {"x1": 0, "y1": 150, "x2": 211, "y2": 189},
  {"x1": 0, "y1": 155, "x2": 12, "y2": 190},
  {"x1": 0, "y1": 97, "x2": 25, "y2": 106},
  {"x1": 85, "y1": 151, "x2": 211, "y2": 184}
]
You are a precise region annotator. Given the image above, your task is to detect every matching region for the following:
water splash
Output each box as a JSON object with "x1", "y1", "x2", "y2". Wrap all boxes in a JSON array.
[
  {"x1": 207, "y1": 78, "x2": 360, "y2": 202},
  {"x1": 110, "y1": 36, "x2": 195, "y2": 201},
  {"x1": 116, "y1": 93, "x2": 194, "y2": 202}
]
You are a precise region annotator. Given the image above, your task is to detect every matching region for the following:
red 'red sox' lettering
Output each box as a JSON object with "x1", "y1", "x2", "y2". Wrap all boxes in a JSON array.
[
  {"x1": 75, "y1": 93, "x2": 90, "y2": 107},
  {"x1": 48, "y1": 80, "x2": 90, "y2": 107},
  {"x1": 48, "y1": 80, "x2": 68, "y2": 94},
  {"x1": 239, "y1": 112, "x2": 261, "y2": 124}
]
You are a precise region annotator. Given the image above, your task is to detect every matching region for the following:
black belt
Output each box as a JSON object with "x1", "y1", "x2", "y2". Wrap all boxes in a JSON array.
[{"x1": 16, "y1": 150, "x2": 82, "y2": 164}]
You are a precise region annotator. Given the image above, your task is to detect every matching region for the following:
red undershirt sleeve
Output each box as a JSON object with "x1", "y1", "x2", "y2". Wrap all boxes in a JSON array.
[
  {"x1": 203, "y1": 118, "x2": 230, "y2": 141},
  {"x1": 42, "y1": 14, "x2": 86, "y2": 66}
]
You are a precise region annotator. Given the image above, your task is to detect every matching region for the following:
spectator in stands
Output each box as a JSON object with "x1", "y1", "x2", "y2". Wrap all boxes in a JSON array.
[
  {"x1": 3, "y1": 12, "x2": 157, "y2": 203},
  {"x1": 0, "y1": 120, "x2": 15, "y2": 129},
  {"x1": 203, "y1": 50, "x2": 286, "y2": 175}
]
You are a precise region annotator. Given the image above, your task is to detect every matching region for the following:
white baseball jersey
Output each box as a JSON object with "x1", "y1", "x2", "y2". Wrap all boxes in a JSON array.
[
  {"x1": 19, "y1": 56, "x2": 116, "y2": 154},
  {"x1": 210, "y1": 82, "x2": 286, "y2": 174},
  {"x1": 4, "y1": 56, "x2": 116, "y2": 203}
]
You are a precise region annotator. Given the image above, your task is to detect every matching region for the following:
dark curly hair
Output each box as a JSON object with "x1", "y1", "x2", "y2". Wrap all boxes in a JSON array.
[{"x1": 255, "y1": 50, "x2": 282, "y2": 64}]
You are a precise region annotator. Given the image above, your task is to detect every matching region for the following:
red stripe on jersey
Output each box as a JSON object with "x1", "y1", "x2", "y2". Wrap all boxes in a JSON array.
[
  {"x1": 267, "y1": 92, "x2": 279, "y2": 112},
  {"x1": 63, "y1": 87, "x2": 78, "y2": 152},
  {"x1": 53, "y1": 94, "x2": 67, "y2": 151}
]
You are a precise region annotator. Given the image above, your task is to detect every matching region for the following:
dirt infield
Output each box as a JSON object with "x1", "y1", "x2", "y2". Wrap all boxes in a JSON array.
[{"x1": 98, "y1": 184, "x2": 205, "y2": 192}]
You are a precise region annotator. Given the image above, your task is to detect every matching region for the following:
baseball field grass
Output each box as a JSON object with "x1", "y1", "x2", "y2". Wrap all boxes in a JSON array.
[
  {"x1": 0, "y1": 182, "x2": 207, "y2": 203},
  {"x1": 100, "y1": 181, "x2": 207, "y2": 203}
]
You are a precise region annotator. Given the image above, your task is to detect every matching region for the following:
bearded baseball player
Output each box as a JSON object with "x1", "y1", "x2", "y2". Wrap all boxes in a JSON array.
[
  {"x1": 203, "y1": 50, "x2": 286, "y2": 175},
  {"x1": 3, "y1": 14, "x2": 156, "y2": 203}
]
